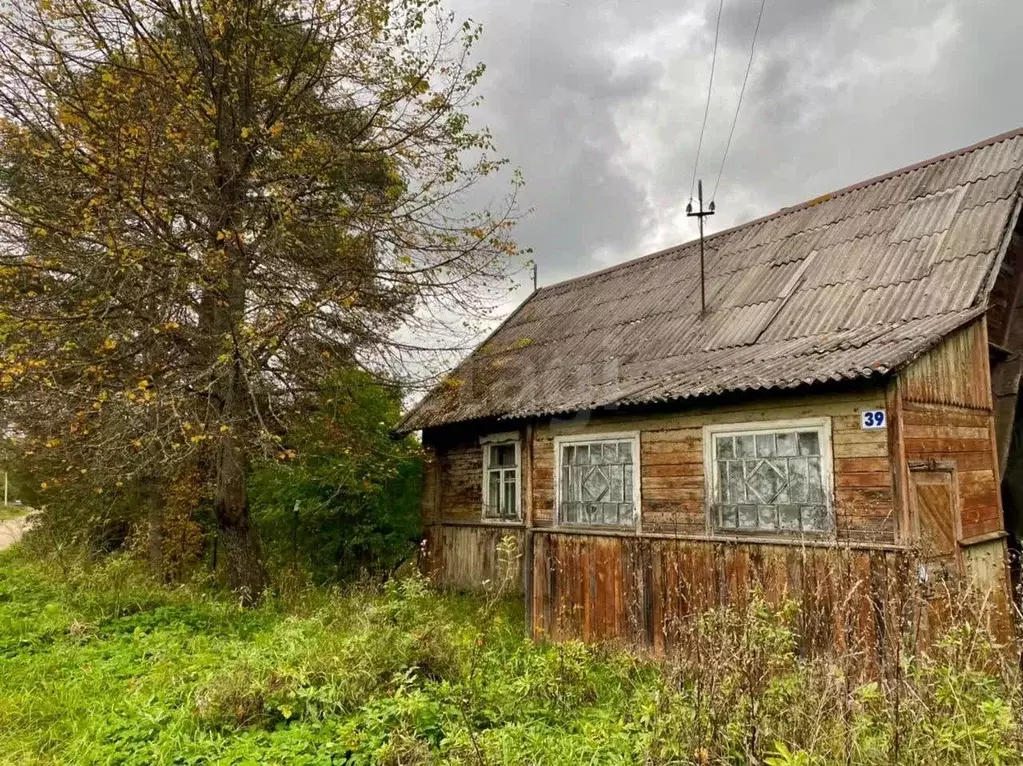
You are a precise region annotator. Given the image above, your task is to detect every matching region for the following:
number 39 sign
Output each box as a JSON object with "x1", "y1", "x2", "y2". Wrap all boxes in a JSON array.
[{"x1": 861, "y1": 409, "x2": 886, "y2": 429}]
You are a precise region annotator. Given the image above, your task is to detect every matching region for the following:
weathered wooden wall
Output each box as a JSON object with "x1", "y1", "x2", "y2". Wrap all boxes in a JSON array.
[
  {"x1": 422, "y1": 331, "x2": 1006, "y2": 546},
  {"x1": 986, "y1": 231, "x2": 1023, "y2": 350},
  {"x1": 418, "y1": 319, "x2": 1012, "y2": 644},
  {"x1": 988, "y1": 231, "x2": 1023, "y2": 473},
  {"x1": 901, "y1": 406, "x2": 1002, "y2": 539},
  {"x1": 890, "y1": 317, "x2": 1011, "y2": 625},
  {"x1": 897, "y1": 319, "x2": 1004, "y2": 541},
  {"x1": 531, "y1": 530, "x2": 1012, "y2": 660},
  {"x1": 421, "y1": 524, "x2": 524, "y2": 594},
  {"x1": 532, "y1": 386, "x2": 897, "y2": 543},
  {"x1": 421, "y1": 385, "x2": 903, "y2": 593},
  {"x1": 530, "y1": 531, "x2": 913, "y2": 661},
  {"x1": 422, "y1": 427, "x2": 510, "y2": 524},
  {"x1": 900, "y1": 320, "x2": 993, "y2": 410}
]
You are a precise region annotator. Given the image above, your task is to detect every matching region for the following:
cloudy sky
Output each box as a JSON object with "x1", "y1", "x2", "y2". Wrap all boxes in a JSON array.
[{"x1": 448, "y1": 0, "x2": 1023, "y2": 296}]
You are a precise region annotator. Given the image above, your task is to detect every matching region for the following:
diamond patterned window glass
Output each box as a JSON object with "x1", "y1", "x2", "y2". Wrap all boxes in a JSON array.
[
  {"x1": 711, "y1": 425, "x2": 831, "y2": 534},
  {"x1": 483, "y1": 441, "x2": 520, "y2": 521},
  {"x1": 559, "y1": 438, "x2": 637, "y2": 528}
]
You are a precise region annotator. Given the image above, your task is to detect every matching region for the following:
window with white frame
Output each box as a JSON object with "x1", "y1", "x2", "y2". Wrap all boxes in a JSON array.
[
  {"x1": 482, "y1": 437, "x2": 520, "y2": 521},
  {"x1": 556, "y1": 435, "x2": 639, "y2": 528},
  {"x1": 706, "y1": 419, "x2": 832, "y2": 534}
]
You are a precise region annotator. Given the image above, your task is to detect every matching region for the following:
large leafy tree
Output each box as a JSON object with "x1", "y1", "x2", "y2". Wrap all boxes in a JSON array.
[{"x1": 0, "y1": 0, "x2": 518, "y2": 594}]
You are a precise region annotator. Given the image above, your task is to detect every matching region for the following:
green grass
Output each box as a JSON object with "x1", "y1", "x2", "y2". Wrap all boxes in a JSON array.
[
  {"x1": 0, "y1": 506, "x2": 29, "y2": 522},
  {"x1": 1, "y1": 545, "x2": 1021, "y2": 765}
]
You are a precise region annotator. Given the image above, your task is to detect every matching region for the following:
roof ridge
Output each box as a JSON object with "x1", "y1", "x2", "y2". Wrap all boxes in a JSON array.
[{"x1": 536, "y1": 125, "x2": 1023, "y2": 296}]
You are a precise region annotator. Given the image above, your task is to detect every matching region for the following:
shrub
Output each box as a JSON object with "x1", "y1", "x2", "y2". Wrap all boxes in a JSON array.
[{"x1": 248, "y1": 369, "x2": 423, "y2": 582}]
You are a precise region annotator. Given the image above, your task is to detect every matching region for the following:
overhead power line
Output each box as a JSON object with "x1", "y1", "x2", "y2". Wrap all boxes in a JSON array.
[
  {"x1": 689, "y1": 0, "x2": 725, "y2": 202},
  {"x1": 711, "y1": 0, "x2": 767, "y2": 202}
]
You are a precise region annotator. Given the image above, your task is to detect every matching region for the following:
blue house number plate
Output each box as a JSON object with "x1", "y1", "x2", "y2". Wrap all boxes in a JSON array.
[{"x1": 861, "y1": 409, "x2": 886, "y2": 429}]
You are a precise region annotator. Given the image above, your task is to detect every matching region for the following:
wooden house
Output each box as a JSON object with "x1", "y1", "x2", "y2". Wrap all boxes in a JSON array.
[{"x1": 399, "y1": 128, "x2": 1023, "y2": 654}]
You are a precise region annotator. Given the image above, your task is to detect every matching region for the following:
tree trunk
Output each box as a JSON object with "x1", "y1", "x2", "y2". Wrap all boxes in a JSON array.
[
  {"x1": 146, "y1": 481, "x2": 169, "y2": 582},
  {"x1": 207, "y1": 44, "x2": 264, "y2": 600},
  {"x1": 214, "y1": 425, "x2": 264, "y2": 600},
  {"x1": 207, "y1": 206, "x2": 264, "y2": 597},
  {"x1": 211, "y1": 270, "x2": 265, "y2": 600}
]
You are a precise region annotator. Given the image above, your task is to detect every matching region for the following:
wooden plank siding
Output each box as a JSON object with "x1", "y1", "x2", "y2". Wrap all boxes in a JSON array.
[
  {"x1": 422, "y1": 428, "x2": 502, "y2": 524},
  {"x1": 531, "y1": 531, "x2": 913, "y2": 665},
  {"x1": 897, "y1": 318, "x2": 1005, "y2": 541},
  {"x1": 532, "y1": 388, "x2": 897, "y2": 543},
  {"x1": 988, "y1": 232, "x2": 1023, "y2": 473},
  {"x1": 425, "y1": 387, "x2": 898, "y2": 542},
  {"x1": 891, "y1": 317, "x2": 1011, "y2": 628},
  {"x1": 421, "y1": 524, "x2": 524, "y2": 594},
  {"x1": 900, "y1": 406, "x2": 1002, "y2": 539},
  {"x1": 421, "y1": 385, "x2": 901, "y2": 595},
  {"x1": 899, "y1": 320, "x2": 993, "y2": 410}
]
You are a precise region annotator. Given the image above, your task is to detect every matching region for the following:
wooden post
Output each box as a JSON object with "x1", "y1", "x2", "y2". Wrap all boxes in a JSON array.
[
  {"x1": 292, "y1": 499, "x2": 300, "y2": 568},
  {"x1": 887, "y1": 378, "x2": 911, "y2": 543},
  {"x1": 523, "y1": 422, "x2": 535, "y2": 637}
]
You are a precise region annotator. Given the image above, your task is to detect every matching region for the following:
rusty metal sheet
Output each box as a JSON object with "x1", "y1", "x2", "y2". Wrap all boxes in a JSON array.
[{"x1": 400, "y1": 129, "x2": 1023, "y2": 432}]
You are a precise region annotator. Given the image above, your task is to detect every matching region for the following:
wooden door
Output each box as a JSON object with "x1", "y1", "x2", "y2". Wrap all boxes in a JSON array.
[
  {"x1": 910, "y1": 466, "x2": 961, "y2": 577},
  {"x1": 909, "y1": 466, "x2": 964, "y2": 647}
]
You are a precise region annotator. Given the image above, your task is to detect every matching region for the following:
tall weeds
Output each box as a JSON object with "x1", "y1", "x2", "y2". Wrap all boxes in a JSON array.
[{"x1": 645, "y1": 586, "x2": 1022, "y2": 765}]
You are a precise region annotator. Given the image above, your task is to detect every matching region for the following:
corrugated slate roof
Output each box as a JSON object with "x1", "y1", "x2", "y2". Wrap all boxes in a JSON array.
[{"x1": 400, "y1": 128, "x2": 1023, "y2": 432}]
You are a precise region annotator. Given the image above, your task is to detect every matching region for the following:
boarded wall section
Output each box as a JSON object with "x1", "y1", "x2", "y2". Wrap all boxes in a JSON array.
[
  {"x1": 894, "y1": 316, "x2": 1010, "y2": 622},
  {"x1": 901, "y1": 405, "x2": 1002, "y2": 539},
  {"x1": 900, "y1": 320, "x2": 993, "y2": 410},
  {"x1": 420, "y1": 426, "x2": 527, "y2": 593},
  {"x1": 531, "y1": 531, "x2": 912, "y2": 663},
  {"x1": 421, "y1": 524, "x2": 524, "y2": 594},
  {"x1": 423, "y1": 428, "x2": 487, "y2": 523}
]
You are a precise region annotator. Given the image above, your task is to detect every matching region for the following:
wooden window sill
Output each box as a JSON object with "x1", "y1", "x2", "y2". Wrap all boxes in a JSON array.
[
  {"x1": 538, "y1": 526, "x2": 907, "y2": 552},
  {"x1": 425, "y1": 520, "x2": 525, "y2": 529},
  {"x1": 957, "y1": 530, "x2": 1007, "y2": 548}
]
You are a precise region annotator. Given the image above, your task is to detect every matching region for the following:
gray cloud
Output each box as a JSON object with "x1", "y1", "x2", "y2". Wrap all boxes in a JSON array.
[{"x1": 452, "y1": 0, "x2": 1023, "y2": 292}]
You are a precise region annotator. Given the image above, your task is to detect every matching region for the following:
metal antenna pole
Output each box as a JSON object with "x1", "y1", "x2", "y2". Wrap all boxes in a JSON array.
[
  {"x1": 532, "y1": 262, "x2": 538, "y2": 292},
  {"x1": 686, "y1": 179, "x2": 715, "y2": 314}
]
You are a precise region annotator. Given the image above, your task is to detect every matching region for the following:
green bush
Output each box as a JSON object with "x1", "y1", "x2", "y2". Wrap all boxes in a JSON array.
[{"x1": 248, "y1": 369, "x2": 423, "y2": 582}]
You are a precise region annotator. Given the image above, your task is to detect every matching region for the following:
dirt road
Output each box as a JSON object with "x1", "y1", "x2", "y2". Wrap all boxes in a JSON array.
[{"x1": 0, "y1": 514, "x2": 28, "y2": 551}]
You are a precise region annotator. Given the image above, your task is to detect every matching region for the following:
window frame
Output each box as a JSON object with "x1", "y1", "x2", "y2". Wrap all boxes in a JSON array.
[
  {"x1": 702, "y1": 417, "x2": 834, "y2": 537},
  {"x1": 480, "y1": 432, "x2": 522, "y2": 524},
  {"x1": 553, "y1": 431, "x2": 642, "y2": 531}
]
